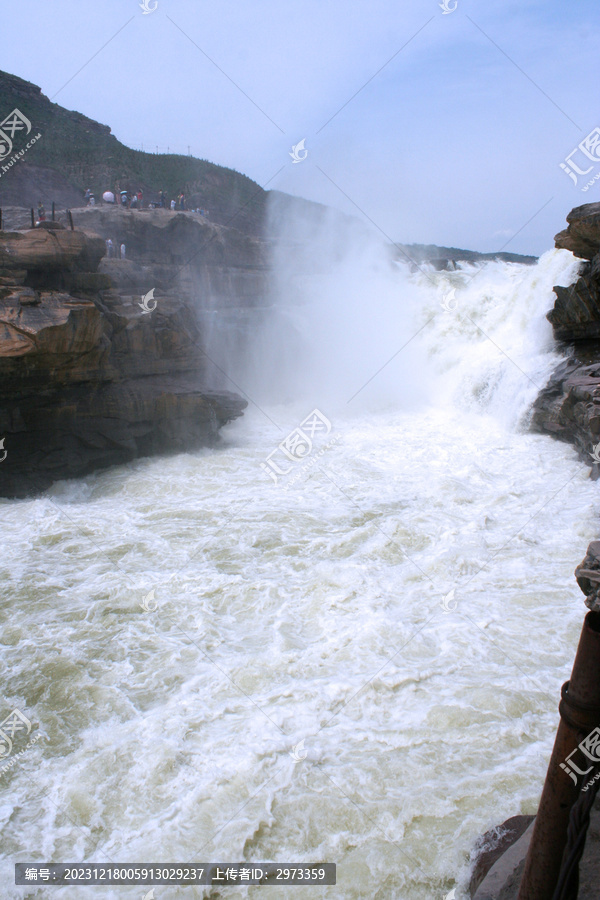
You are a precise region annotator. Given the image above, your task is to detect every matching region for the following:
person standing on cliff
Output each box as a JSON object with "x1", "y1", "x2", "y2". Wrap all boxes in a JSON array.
[
  {"x1": 106, "y1": 238, "x2": 114, "y2": 258},
  {"x1": 170, "y1": 198, "x2": 176, "y2": 211},
  {"x1": 137, "y1": 189, "x2": 143, "y2": 210},
  {"x1": 37, "y1": 201, "x2": 46, "y2": 222},
  {"x1": 120, "y1": 243, "x2": 126, "y2": 259}
]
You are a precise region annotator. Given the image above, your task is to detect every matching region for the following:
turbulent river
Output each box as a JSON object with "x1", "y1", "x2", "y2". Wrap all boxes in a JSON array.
[{"x1": 1, "y1": 244, "x2": 599, "y2": 899}]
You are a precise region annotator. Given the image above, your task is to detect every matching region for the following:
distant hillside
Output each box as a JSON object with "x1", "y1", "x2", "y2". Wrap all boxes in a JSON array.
[
  {"x1": 396, "y1": 242, "x2": 538, "y2": 266},
  {"x1": 266, "y1": 193, "x2": 538, "y2": 264},
  {"x1": 0, "y1": 69, "x2": 538, "y2": 261},
  {"x1": 0, "y1": 69, "x2": 267, "y2": 234}
]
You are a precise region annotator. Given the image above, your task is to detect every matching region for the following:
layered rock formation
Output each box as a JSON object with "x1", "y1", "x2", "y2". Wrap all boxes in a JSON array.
[
  {"x1": 0, "y1": 212, "x2": 255, "y2": 497},
  {"x1": 575, "y1": 540, "x2": 600, "y2": 613},
  {"x1": 531, "y1": 203, "x2": 600, "y2": 472},
  {"x1": 547, "y1": 203, "x2": 600, "y2": 341}
]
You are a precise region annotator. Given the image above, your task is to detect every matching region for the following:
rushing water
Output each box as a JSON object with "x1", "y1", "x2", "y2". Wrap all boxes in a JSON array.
[{"x1": 1, "y1": 245, "x2": 599, "y2": 899}]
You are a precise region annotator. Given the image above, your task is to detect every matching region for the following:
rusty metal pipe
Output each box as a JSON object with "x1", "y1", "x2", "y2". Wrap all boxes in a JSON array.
[{"x1": 517, "y1": 611, "x2": 600, "y2": 900}]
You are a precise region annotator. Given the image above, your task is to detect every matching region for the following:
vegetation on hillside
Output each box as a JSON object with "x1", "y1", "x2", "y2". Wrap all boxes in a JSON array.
[{"x1": 0, "y1": 69, "x2": 267, "y2": 232}]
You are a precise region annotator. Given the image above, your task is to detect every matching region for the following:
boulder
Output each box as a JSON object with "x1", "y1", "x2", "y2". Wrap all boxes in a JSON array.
[
  {"x1": 0, "y1": 227, "x2": 105, "y2": 273},
  {"x1": 470, "y1": 816, "x2": 535, "y2": 897},
  {"x1": 531, "y1": 355, "x2": 600, "y2": 470},
  {"x1": 555, "y1": 202, "x2": 600, "y2": 260},
  {"x1": 547, "y1": 265, "x2": 600, "y2": 341},
  {"x1": 575, "y1": 541, "x2": 600, "y2": 613},
  {"x1": 547, "y1": 205, "x2": 600, "y2": 342},
  {"x1": 536, "y1": 205, "x2": 600, "y2": 461}
]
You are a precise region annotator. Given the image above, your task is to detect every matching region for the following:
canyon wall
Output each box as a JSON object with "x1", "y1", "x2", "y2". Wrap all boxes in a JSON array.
[
  {"x1": 0, "y1": 206, "x2": 270, "y2": 496},
  {"x1": 532, "y1": 202, "x2": 600, "y2": 474}
]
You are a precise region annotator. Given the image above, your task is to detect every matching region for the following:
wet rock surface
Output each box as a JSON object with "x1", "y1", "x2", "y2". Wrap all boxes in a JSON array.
[
  {"x1": 575, "y1": 540, "x2": 600, "y2": 613},
  {"x1": 554, "y1": 202, "x2": 600, "y2": 261},
  {"x1": 531, "y1": 203, "x2": 600, "y2": 467},
  {"x1": 530, "y1": 350, "x2": 600, "y2": 470},
  {"x1": 469, "y1": 816, "x2": 534, "y2": 897},
  {"x1": 470, "y1": 802, "x2": 600, "y2": 899}
]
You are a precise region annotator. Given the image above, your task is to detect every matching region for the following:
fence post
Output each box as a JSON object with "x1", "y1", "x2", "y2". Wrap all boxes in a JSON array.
[{"x1": 67, "y1": 210, "x2": 74, "y2": 231}]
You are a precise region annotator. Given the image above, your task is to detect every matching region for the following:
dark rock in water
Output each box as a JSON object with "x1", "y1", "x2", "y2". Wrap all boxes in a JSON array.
[
  {"x1": 547, "y1": 204, "x2": 600, "y2": 342},
  {"x1": 470, "y1": 804, "x2": 600, "y2": 899},
  {"x1": 575, "y1": 541, "x2": 600, "y2": 613},
  {"x1": 0, "y1": 215, "x2": 251, "y2": 498},
  {"x1": 429, "y1": 257, "x2": 457, "y2": 271},
  {"x1": 1, "y1": 380, "x2": 246, "y2": 498},
  {"x1": 530, "y1": 352, "x2": 600, "y2": 469},
  {"x1": 548, "y1": 261, "x2": 600, "y2": 341},
  {"x1": 469, "y1": 815, "x2": 535, "y2": 897}
]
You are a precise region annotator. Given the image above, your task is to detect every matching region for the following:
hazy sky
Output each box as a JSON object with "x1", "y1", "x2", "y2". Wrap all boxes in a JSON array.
[{"x1": 2, "y1": 0, "x2": 599, "y2": 254}]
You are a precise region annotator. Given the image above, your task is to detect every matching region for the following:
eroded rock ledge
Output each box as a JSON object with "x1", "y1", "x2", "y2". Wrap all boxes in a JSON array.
[
  {"x1": 531, "y1": 202, "x2": 600, "y2": 472},
  {"x1": 0, "y1": 217, "x2": 250, "y2": 497}
]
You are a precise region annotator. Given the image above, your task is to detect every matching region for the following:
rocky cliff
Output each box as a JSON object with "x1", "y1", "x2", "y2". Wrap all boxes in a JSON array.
[
  {"x1": 531, "y1": 203, "x2": 600, "y2": 473},
  {"x1": 0, "y1": 207, "x2": 266, "y2": 497},
  {"x1": 0, "y1": 69, "x2": 268, "y2": 235}
]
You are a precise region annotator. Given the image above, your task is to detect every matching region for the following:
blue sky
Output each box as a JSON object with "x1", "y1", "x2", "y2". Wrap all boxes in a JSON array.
[{"x1": 2, "y1": 0, "x2": 599, "y2": 254}]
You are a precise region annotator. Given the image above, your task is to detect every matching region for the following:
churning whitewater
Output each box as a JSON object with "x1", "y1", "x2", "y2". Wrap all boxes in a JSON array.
[{"x1": 1, "y1": 246, "x2": 598, "y2": 899}]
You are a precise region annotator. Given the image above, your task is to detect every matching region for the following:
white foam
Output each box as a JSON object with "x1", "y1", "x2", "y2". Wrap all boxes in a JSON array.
[{"x1": 0, "y1": 246, "x2": 596, "y2": 900}]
